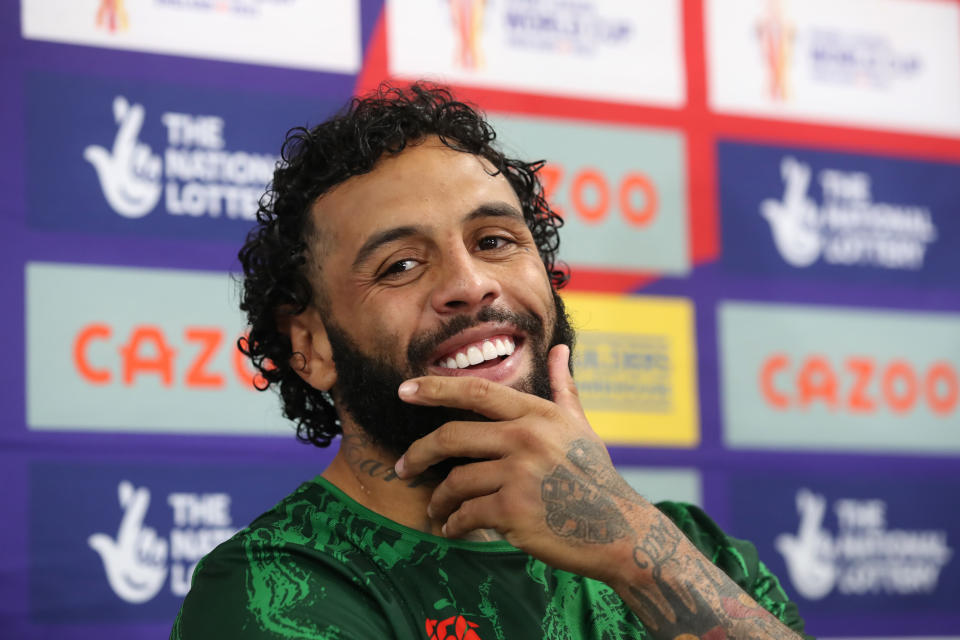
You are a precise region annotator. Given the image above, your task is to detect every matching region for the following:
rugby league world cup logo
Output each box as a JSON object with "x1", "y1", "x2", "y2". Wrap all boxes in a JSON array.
[
  {"x1": 756, "y1": 0, "x2": 795, "y2": 101},
  {"x1": 449, "y1": 0, "x2": 487, "y2": 70}
]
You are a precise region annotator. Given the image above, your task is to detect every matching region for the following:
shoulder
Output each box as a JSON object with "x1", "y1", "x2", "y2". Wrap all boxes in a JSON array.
[{"x1": 171, "y1": 481, "x2": 395, "y2": 640}]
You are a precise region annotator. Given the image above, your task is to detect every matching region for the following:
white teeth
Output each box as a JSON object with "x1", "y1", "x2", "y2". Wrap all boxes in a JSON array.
[
  {"x1": 482, "y1": 340, "x2": 498, "y2": 360},
  {"x1": 437, "y1": 336, "x2": 518, "y2": 370},
  {"x1": 467, "y1": 346, "x2": 484, "y2": 365}
]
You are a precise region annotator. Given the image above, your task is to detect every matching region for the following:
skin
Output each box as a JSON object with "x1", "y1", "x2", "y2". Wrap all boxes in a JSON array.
[
  {"x1": 286, "y1": 137, "x2": 801, "y2": 639},
  {"x1": 285, "y1": 137, "x2": 556, "y2": 533}
]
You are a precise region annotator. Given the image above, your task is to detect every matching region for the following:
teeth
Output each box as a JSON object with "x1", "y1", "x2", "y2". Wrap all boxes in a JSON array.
[
  {"x1": 437, "y1": 336, "x2": 519, "y2": 369},
  {"x1": 467, "y1": 346, "x2": 484, "y2": 365},
  {"x1": 482, "y1": 341, "x2": 498, "y2": 360}
]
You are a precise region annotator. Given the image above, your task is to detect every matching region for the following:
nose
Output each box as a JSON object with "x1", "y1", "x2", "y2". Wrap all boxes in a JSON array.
[{"x1": 430, "y1": 244, "x2": 502, "y2": 314}]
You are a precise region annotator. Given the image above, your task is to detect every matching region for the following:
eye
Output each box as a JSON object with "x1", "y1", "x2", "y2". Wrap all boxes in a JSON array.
[
  {"x1": 380, "y1": 258, "x2": 420, "y2": 278},
  {"x1": 478, "y1": 235, "x2": 513, "y2": 251}
]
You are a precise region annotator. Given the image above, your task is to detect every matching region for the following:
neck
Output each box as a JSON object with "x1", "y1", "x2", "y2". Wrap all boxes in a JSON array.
[{"x1": 322, "y1": 427, "x2": 503, "y2": 542}]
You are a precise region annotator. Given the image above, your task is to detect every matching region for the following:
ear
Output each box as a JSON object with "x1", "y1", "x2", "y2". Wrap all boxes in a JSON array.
[{"x1": 279, "y1": 307, "x2": 337, "y2": 391}]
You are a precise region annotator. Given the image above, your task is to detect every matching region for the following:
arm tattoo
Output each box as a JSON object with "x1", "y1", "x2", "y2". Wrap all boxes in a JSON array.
[
  {"x1": 541, "y1": 466, "x2": 629, "y2": 543},
  {"x1": 627, "y1": 516, "x2": 790, "y2": 640},
  {"x1": 540, "y1": 439, "x2": 637, "y2": 543},
  {"x1": 542, "y1": 440, "x2": 795, "y2": 639},
  {"x1": 565, "y1": 438, "x2": 637, "y2": 501}
]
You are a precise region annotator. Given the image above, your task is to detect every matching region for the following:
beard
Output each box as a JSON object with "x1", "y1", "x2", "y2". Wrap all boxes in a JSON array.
[{"x1": 326, "y1": 292, "x2": 575, "y2": 478}]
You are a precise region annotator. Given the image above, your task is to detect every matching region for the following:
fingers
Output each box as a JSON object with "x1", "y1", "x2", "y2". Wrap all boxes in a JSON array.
[
  {"x1": 442, "y1": 493, "x2": 502, "y2": 539},
  {"x1": 398, "y1": 375, "x2": 544, "y2": 421},
  {"x1": 112, "y1": 99, "x2": 142, "y2": 158},
  {"x1": 396, "y1": 420, "x2": 510, "y2": 478},
  {"x1": 548, "y1": 344, "x2": 582, "y2": 415},
  {"x1": 428, "y1": 460, "x2": 502, "y2": 522}
]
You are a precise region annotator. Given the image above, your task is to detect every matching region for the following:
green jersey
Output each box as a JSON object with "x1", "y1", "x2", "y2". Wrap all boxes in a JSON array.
[{"x1": 171, "y1": 477, "x2": 809, "y2": 640}]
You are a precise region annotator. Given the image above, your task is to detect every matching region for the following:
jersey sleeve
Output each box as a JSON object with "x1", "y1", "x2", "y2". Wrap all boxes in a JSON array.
[
  {"x1": 655, "y1": 501, "x2": 815, "y2": 640},
  {"x1": 170, "y1": 535, "x2": 397, "y2": 640}
]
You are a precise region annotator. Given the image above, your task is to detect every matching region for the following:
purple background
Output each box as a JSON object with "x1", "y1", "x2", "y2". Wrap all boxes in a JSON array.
[{"x1": 2, "y1": 1, "x2": 959, "y2": 638}]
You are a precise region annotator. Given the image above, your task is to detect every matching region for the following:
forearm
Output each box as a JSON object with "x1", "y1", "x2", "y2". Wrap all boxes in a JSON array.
[{"x1": 608, "y1": 508, "x2": 801, "y2": 640}]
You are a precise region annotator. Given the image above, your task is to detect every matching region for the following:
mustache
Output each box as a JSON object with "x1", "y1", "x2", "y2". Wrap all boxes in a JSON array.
[{"x1": 406, "y1": 306, "x2": 545, "y2": 371}]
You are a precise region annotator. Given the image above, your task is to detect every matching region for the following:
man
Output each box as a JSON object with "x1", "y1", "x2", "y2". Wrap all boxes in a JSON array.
[{"x1": 172, "y1": 84, "x2": 811, "y2": 640}]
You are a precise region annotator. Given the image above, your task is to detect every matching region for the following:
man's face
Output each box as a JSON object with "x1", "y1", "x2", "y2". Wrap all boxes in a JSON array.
[{"x1": 309, "y1": 137, "x2": 572, "y2": 458}]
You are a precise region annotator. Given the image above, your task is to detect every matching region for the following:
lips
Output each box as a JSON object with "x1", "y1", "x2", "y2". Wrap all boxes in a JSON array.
[{"x1": 422, "y1": 321, "x2": 528, "y2": 383}]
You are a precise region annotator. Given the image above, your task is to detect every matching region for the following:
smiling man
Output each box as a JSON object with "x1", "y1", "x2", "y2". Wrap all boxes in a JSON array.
[{"x1": 171, "y1": 85, "x2": 811, "y2": 640}]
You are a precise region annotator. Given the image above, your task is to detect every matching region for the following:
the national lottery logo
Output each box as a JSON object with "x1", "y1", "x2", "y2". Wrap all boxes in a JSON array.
[
  {"x1": 775, "y1": 488, "x2": 953, "y2": 600},
  {"x1": 84, "y1": 97, "x2": 162, "y2": 219},
  {"x1": 88, "y1": 480, "x2": 236, "y2": 603},
  {"x1": 760, "y1": 156, "x2": 937, "y2": 271},
  {"x1": 83, "y1": 95, "x2": 277, "y2": 222},
  {"x1": 88, "y1": 481, "x2": 168, "y2": 603}
]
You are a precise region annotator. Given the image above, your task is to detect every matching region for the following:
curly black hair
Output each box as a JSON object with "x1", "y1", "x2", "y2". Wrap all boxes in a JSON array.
[{"x1": 238, "y1": 82, "x2": 567, "y2": 447}]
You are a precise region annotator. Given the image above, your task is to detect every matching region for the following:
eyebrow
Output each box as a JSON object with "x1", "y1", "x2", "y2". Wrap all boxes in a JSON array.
[{"x1": 351, "y1": 202, "x2": 525, "y2": 269}]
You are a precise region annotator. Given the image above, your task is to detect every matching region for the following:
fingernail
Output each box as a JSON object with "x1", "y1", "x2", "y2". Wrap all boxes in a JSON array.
[
  {"x1": 441, "y1": 522, "x2": 448, "y2": 537},
  {"x1": 398, "y1": 380, "x2": 419, "y2": 398},
  {"x1": 394, "y1": 456, "x2": 406, "y2": 477}
]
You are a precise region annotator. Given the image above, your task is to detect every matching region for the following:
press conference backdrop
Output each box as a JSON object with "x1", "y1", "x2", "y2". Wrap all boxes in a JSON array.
[{"x1": 3, "y1": 1, "x2": 959, "y2": 638}]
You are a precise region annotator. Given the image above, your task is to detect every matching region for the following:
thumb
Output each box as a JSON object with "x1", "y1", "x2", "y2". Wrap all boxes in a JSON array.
[
  {"x1": 83, "y1": 145, "x2": 110, "y2": 170},
  {"x1": 88, "y1": 532, "x2": 117, "y2": 556},
  {"x1": 548, "y1": 344, "x2": 581, "y2": 414}
]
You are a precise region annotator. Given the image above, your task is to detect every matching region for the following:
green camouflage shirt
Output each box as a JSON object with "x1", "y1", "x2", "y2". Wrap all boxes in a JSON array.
[{"x1": 171, "y1": 476, "x2": 809, "y2": 640}]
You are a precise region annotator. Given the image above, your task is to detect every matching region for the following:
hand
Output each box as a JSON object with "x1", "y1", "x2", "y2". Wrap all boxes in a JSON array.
[
  {"x1": 396, "y1": 346, "x2": 802, "y2": 639},
  {"x1": 83, "y1": 95, "x2": 162, "y2": 218},
  {"x1": 88, "y1": 480, "x2": 169, "y2": 603},
  {"x1": 395, "y1": 344, "x2": 645, "y2": 582}
]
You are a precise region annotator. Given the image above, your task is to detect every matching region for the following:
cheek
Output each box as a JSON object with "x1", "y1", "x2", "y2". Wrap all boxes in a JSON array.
[
  {"x1": 366, "y1": 321, "x2": 413, "y2": 370},
  {"x1": 510, "y1": 259, "x2": 554, "y2": 311}
]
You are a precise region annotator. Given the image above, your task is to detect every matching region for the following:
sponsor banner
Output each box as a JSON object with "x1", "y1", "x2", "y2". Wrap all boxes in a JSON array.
[
  {"x1": 617, "y1": 467, "x2": 701, "y2": 507},
  {"x1": 26, "y1": 262, "x2": 290, "y2": 435},
  {"x1": 492, "y1": 114, "x2": 690, "y2": 275},
  {"x1": 705, "y1": 0, "x2": 960, "y2": 135},
  {"x1": 25, "y1": 71, "x2": 339, "y2": 243},
  {"x1": 729, "y1": 473, "x2": 958, "y2": 617},
  {"x1": 719, "y1": 301, "x2": 960, "y2": 454},
  {"x1": 21, "y1": 0, "x2": 360, "y2": 73},
  {"x1": 718, "y1": 141, "x2": 960, "y2": 285},
  {"x1": 28, "y1": 459, "x2": 319, "y2": 622},
  {"x1": 388, "y1": 0, "x2": 685, "y2": 106},
  {"x1": 563, "y1": 292, "x2": 699, "y2": 447}
]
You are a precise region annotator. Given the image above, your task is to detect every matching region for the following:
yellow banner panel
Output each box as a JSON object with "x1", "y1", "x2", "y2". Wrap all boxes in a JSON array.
[{"x1": 561, "y1": 292, "x2": 700, "y2": 447}]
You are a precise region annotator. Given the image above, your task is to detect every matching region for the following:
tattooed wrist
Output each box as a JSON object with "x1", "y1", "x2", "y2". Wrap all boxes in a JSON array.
[{"x1": 541, "y1": 465, "x2": 629, "y2": 543}]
